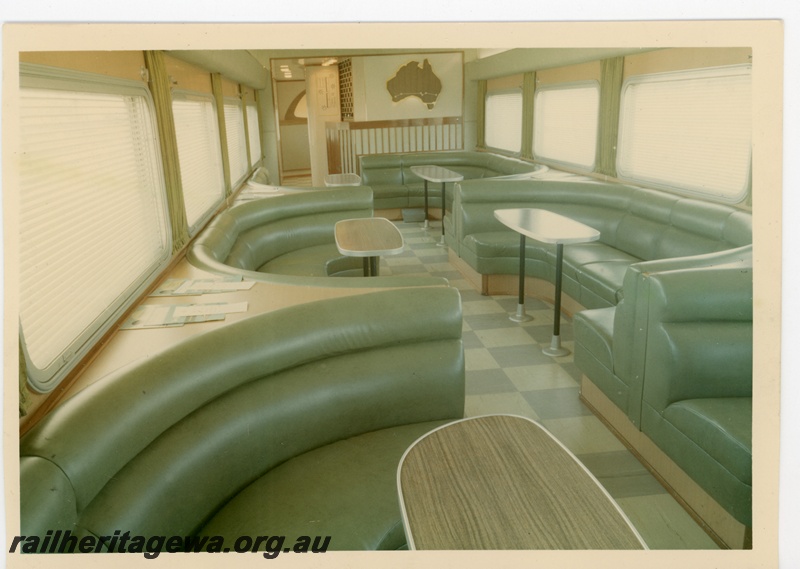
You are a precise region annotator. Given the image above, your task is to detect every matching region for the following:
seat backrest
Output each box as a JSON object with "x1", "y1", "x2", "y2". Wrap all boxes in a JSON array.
[{"x1": 20, "y1": 287, "x2": 465, "y2": 539}]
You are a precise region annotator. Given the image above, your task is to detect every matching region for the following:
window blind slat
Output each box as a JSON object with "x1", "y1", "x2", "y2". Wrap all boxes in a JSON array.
[
  {"x1": 485, "y1": 90, "x2": 522, "y2": 153},
  {"x1": 19, "y1": 84, "x2": 170, "y2": 388},
  {"x1": 173, "y1": 94, "x2": 225, "y2": 230},
  {"x1": 247, "y1": 103, "x2": 261, "y2": 166},
  {"x1": 533, "y1": 84, "x2": 599, "y2": 169},
  {"x1": 224, "y1": 99, "x2": 248, "y2": 186},
  {"x1": 617, "y1": 66, "x2": 752, "y2": 200}
]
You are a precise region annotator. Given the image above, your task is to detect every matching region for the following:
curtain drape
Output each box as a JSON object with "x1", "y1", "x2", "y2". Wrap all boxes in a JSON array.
[
  {"x1": 144, "y1": 50, "x2": 189, "y2": 252},
  {"x1": 20, "y1": 341, "x2": 29, "y2": 417},
  {"x1": 211, "y1": 73, "x2": 233, "y2": 196},
  {"x1": 597, "y1": 57, "x2": 624, "y2": 177},
  {"x1": 521, "y1": 72, "x2": 536, "y2": 159},
  {"x1": 475, "y1": 80, "x2": 487, "y2": 149}
]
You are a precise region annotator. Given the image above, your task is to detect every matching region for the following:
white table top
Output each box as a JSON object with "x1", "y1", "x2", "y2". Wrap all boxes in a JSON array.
[
  {"x1": 324, "y1": 173, "x2": 362, "y2": 187},
  {"x1": 334, "y1": 217, "x2": 405, "y2": 257},
  {"x1": 494, "y1": 208, "x2": 600, "y2": 244},
  {"x1": 409, "y1": 165, "x2": 465, "y2": 183}
]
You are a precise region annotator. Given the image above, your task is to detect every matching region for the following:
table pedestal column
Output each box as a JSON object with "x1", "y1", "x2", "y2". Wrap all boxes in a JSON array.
[
  {"x1": 542, "y1": 243, "x2": 569, "y2": 356},
  {"x1": 362, "y1": 257, "x2": 379, "y2": 276},
  {"x1": 423, "y1": 180, "x2": 430, "y2": 229},
  {"x1": 510, "y1": 234, "x2": 533, "y2": 323},
  {"x1": 437, "y1": 182, "x2": 447, "y2": 247}
]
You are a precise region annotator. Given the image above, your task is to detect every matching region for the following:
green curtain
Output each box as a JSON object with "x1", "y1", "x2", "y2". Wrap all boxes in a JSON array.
[
  {"x1": 475, "y1": 80, "x2": 487, "y2": 149},
  {"x1": 144, "y1": 50, "x2": 189, "y2": 252},
  {"x1": 242, "y1": 96, "x2": 253, "y2": 168},
  {"x1": 212, "y1": 73, "x2": 233, "y2": 196},
  {"x1": 597, "y1": 57, "x2": 625, "y2": 177},
  {"x1": 19, "y1": 340, "x2": 29, "y2": 418},
  {"x1": 521, "y1": 72, "x2": 536, "y2": 159}
]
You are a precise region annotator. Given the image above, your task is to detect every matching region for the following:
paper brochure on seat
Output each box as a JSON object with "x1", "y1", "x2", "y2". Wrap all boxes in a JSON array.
[
  {"x1": 120, "y1": 302, "x2": 249, "y2": 329},
  {"x1": 150, "y1": 276, "x2": 255, "y2": 296}
]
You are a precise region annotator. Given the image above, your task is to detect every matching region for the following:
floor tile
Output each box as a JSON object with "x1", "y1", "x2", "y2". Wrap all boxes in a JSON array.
[
  {"x1": 461, "y1": 299, "x2": 507, "y2": 316},
  {"x1": 474, "y1": 327, "x2": 535, "y2": 348},
  {"x1": 504, "y1": 364, "x2": 579, "y2": 391},
  {"x1": 465, "y1": 392, "x2": 540, "y2": 420},
  {"x1": 541, "y1": 415, "x2": 628, "y2": 455},
  {"x1": 384, "y1": 220, "x2": 715, "y2": 549},
  {"x1": 487, "y1": 344, "x2": 554, "y2": 367},
  {"x1": 521, "y1": 386, "x2": 592, "y2": 419},
  {"x1": 465, "y1": 368, "x2": 518, "y2": 395},
  {"x1": 464, "y1": 348, "x2": 501, "y2": 371},
  {"x1": 616, "y1": 494, "x2": 719, "y2": 549}
]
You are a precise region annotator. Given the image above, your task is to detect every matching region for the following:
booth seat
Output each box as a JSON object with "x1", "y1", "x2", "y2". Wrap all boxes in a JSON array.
[
  {"x1": 446, "y1": 178, "x2": 752, "y2": 308},
  {"x1": 445, "y1": 175, "x2": 753, "y2": 547},
  {"x1": 358, "y1": 151, "x2": 547, "y2": 212},
  {"x1": 187, "y1": 186, "x2": 446, "y2": 288},
  {"x1": 20, "y1": 288, "x2": 465, "y2": 552},
  {"x1": 574, "y1": 253, "x2": 753, "y2": 547}
]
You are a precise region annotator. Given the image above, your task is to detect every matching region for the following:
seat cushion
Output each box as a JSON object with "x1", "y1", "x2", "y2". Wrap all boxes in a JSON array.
[
  {"x1": 258, "y1": 244, "x2": 355, "y2": 277},
  {"x1": 577, "y1": 261, "x2": 638, "y2": 305},
  {"x1": 663, "y1": 398, "x2": 752, "y2": 486},
  {"x1": 463, "y1": 232, "x2": 550, "y2": 261},
  {"x1": 200, "y1": 420, "x2": 450, "y2": 551}
]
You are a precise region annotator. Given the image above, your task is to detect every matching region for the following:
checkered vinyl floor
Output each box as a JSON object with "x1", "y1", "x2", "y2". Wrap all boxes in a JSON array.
[{"x1": 381, "y1": 220, "x2": 718, "y2": 550}]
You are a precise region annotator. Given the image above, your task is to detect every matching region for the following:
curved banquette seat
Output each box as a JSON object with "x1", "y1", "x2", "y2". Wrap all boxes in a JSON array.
[
  {"x1": 20, "y1": 287, "x2": 465, "y2": 551},
  {"x1": 447, "y1": 178, "x2": 752, "y2": 308},
  {"x1": 445, "y1": 174, "x2": 753, "y2": 547},
  {"x1": 359, "y1": 150, "x2": 548, "y2": 211},
  {"x1": 187, "y1": 185, "x2": 446, "y2": 288},
  {"x1": 575, "y1": 250, "x2": 753, "y2": 546}
]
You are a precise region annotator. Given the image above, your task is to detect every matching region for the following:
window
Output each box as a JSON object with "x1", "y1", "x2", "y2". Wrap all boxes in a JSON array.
[
  {"x1": 617, "y1": 65, "x2": 752, "y2": 201},
  {"x1": 484, "y1": 89, "x2": 522, "y2": 153},
  {"x1": 19, "y1": 65, "x2": 171, "y2": 391},
  {"x1": 246, "y1": 102, "x2": 262, "y2": 166},
  {"x1": 533, "y1": 82, "x2": 600, "y2": 170},
  {"x1": 224, "y1": 97, "x2": 249, "y2": 187},
  {"x1": 172, "y1": 91, "x2": 225, "y2": 232}
]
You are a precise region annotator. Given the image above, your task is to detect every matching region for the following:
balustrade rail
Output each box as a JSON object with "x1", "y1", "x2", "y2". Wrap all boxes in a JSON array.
[{"x1": 326, "y1": 117, "x2": 463, "y2": 174}]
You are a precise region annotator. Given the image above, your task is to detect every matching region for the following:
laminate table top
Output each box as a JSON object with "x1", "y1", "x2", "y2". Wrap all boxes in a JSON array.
[
  {"x1": 493, "y1": 208, "x2": 600, "y2": 244},
  {"x1": 334, "y1": 217, "x2": 404, "y2": 257},
  {"x1": 324, "y1": 173, "x2": 362, "y2": 187},
  {"x1": 398, "y1": 414, "x2": 647, "y2": 550},
  {"x1": 409, "y1": 165, "x2": 465, "y2": 183}
]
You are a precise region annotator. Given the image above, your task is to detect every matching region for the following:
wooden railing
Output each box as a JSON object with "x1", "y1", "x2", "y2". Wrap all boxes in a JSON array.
[{"x1": 326, "y1": 117, "x2": 463, "y2": 174}]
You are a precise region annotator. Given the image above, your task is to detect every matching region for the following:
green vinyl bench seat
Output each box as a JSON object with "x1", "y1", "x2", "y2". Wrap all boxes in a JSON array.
[
  {"x1": 187, "y1": 186, "x2": 447, "y2": 288},
  {"x1": 20, "y1": 287, "x2": 466, "y2": 552}
]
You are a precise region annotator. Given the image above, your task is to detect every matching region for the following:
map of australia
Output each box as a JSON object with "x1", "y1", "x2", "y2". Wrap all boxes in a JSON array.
[{"x1": 386, "y1": 59, "x2": 442, "y2": 110}]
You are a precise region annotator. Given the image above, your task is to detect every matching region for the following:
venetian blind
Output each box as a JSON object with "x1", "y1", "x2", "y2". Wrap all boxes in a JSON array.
[
  {"x1": 247, "y1": 102, "x2": 262, "y2": 166},
  {"x1": 19, "y1": 81, "x2": 170, "y2": 390},
  {"x1": 224, "y1": 98, "x2": 249, "y2": 188},
  {"x1": 173, "y1": 93, "x2": 225, "y2": 232},
  {"x1": 617, "y1": 66, "x2": 752, "y2": 201},
  {"x1": 534, "y1": 83, "x2": 600, "y2": 170},
  {"x1": 485, "y1": 90, "x2": 523, "y2": 153}
]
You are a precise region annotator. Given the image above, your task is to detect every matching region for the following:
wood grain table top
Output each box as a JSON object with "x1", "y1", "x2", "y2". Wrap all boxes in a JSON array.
[
  {"x1": 334, "y1": 217, "x2": 405, "y2": 257},
  {"x1": 398, "y1": 414, "x2": 647, "y2": 550}
]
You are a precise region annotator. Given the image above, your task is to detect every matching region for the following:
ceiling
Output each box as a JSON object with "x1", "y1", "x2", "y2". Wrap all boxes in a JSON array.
[{"x1": 256, "y1": 47, "x2": 655, "y2": 82}]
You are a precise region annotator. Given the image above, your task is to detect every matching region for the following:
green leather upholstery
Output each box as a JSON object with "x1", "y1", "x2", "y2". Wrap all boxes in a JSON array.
[
  {"x1": 574, "y1": 249, "x2": 753, "y2": 526},
  {"x1": 359, "y1": 151, "x2": 546, "y2": 211},
  {"x1": 444, "y1": 171, "x2": 752, "y2": 530},
  {"x1": 637, "y1": 265, "x2": 752, "y2": 525},
  {"x1": 187, "y1": 186, "x2": 447, "y2": 288},
  {"x1": 449, "y1": 177, "x2": 752, "y2": 308},
  {"x1": 20, "y1": 287, "x2": 465, "y2": 551}
]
